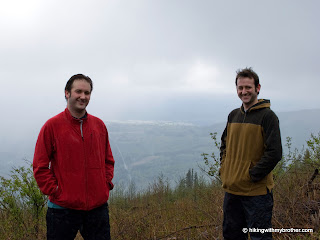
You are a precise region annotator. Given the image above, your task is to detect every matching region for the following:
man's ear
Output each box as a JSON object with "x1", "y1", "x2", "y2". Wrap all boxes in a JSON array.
[
  {"x1": 256, "y1": 84, "x2": 261, "y2": 94},
  {"x1": 65, "y1": 90, "x2": 70, "y2": 100}
]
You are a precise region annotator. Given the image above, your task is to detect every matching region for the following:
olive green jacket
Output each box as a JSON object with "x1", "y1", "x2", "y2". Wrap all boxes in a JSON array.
[{"x1": 219, "y1": 99, "x2": 282, "y2": 196}]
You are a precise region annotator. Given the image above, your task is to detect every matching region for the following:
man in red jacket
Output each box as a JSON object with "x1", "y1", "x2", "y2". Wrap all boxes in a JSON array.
[{"x1": 33, "y1": 74, "x2": 115, "y2": 240}]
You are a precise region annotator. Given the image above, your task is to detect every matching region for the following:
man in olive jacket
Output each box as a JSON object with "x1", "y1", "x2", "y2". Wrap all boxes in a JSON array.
[{"x1": 220, "y1": 68, "x2": 282, "y2": 240}]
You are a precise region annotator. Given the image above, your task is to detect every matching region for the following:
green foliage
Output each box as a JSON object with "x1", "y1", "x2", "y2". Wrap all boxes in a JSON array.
[
  {"x1": 306, "y1": 132, "x2": 320, "y2": 166},
  {"x1": 273, "y1": 136, "x2": 294, "y2": 178},
  {"x1": 0, "y1": 162, "x2": 47, "y2": 239},
  {"x1": 271, "y1": 133, "x2": 320, "y2": 240},
  {"x1": 274, "y1": 133, "x2": 320, "y2": 179},
  {"x1": 200, "y1": 132, "x2": 221, "y2": 183},
  {"x1": 174, "y1": 168, "x2": 208, "y2": 202}
]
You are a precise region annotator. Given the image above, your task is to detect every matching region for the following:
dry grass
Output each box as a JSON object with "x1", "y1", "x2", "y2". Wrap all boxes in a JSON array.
[
  {"x1": 272, "y1": 166, "x2": 320, "y2": 240},
  {"x1": 1, "y1": 167, "x2": 320, "y2": 239},
  {"x1": 109, "y1": 184, "x2": 224, "y2": 240},
  {"x1": 106, "y1": 166, "x2": 320, "y2": 240}
]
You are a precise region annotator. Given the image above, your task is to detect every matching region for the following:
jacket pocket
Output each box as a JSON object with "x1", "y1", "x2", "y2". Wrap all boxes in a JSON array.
[{"x1": 51, "y1": 185, "x2": 62, "y2": 201}]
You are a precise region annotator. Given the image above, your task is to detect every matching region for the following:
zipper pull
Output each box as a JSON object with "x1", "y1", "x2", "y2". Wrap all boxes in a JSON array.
[{"x1": 79, "y1": 120, "x2": 84, "y2": 139}]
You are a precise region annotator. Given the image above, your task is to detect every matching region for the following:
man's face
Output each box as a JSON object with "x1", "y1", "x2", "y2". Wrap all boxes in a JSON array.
[
  {"x1": 236, "y1": 77, "x2": 261, "y2": 110},
  {"x1": 65, "y1": 79, "x2": 91, "y2": 114}
]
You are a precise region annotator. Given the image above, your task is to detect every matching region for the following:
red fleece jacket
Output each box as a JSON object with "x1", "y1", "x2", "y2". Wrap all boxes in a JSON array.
[{"x1": 33, "y1": 108, "x2": 115, "y2": 210}]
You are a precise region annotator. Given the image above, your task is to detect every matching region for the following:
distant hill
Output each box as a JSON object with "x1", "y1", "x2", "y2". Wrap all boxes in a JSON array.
[
  {"x1": 277, "y1": 109, "x2": 320, "y2": 149},
  {"x1": 108, "y1": 109, "x2": 320, "y2": 189},
  {"x1": 107, "y1": 121, "x2": 221, "y2": 189},
  {"x1": 0, "y1": 109, "x2": 319, "y2": 190}
]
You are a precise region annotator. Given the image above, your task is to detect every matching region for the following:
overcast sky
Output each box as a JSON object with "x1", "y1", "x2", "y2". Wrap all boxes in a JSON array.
[{"x1": 1, "y1": 0, "x2": 319, "y2": 146}]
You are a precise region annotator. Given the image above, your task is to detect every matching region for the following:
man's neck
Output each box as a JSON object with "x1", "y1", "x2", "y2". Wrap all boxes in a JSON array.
[
  {"x1": 243, "y1": 105, "x2": 250, "y2": 111},
  {"x1": 68, "y1": 107, "x2": 86, "y2": 119},
  {"x1": 243, "y1": 100, "x2": 259, "y2": 111}
]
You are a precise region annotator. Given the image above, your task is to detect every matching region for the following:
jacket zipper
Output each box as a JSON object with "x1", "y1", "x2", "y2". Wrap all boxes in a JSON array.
[
  {"x1": 243, "y1": 111, "x2": 247, "y2": 123},
  {"x1": 79, "y1": 119, "x2": 88, "y2": 209}
]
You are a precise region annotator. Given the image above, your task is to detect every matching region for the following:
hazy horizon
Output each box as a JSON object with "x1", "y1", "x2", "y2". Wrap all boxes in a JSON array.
[{"x1": 1, "y1": 1, "x2": 319, "y2": 165}]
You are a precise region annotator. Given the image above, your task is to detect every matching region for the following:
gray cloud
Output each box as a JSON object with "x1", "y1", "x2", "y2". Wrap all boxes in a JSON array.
[{"x1": 1, "y1": 0, "x2": 319, "y2": 147}]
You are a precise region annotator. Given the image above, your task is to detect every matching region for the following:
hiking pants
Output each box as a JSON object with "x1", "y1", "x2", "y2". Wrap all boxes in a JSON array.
[
  {"x1": 223, "y1": 191, "x2": 273, "y2": 240},
  {"x1": 46, "y1": 202, "x2": 111, "y2": 240}
]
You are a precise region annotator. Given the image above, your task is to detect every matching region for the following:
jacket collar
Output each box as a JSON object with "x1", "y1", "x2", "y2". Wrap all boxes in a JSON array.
[
  {"x1": 240, "y1": 99, "x2": 271, "y2": 113},
  {"x1": 64, "y1": 108, "x2": 88, "y2": 123}
]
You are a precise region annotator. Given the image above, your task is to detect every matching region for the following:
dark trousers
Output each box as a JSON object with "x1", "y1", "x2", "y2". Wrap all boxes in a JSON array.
[
  {"x1": 223, "y1": 192, "x2": 273, "y2": 240},
  {"x1": 46, "y1": 203, "x2": 111, "y2": 240}
]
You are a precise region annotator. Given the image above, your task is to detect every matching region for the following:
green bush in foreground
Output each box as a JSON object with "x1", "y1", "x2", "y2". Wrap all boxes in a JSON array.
[{"x1": 0, "y1": 162, "x2": 47, "y2": 240}]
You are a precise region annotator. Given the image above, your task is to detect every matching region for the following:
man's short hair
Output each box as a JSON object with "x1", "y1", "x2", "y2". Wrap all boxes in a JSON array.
[
  {"x1": 65, "y1": 74, "x2": 93, "y2": 99},
  {"x1": 235, "y1": 67, "x2": 259, "y2": 88}
]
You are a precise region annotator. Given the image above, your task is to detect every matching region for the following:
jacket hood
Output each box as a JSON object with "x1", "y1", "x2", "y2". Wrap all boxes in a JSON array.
[{"x1": 240, "y1": 99, "x2": 270, "y2": 113}]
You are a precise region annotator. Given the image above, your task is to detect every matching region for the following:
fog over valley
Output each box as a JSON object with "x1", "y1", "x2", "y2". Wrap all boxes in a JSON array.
[
  {"x1": 1, "y1": 0, "x2": 319, "y2": 188},
  {"x1": 1, "y1": 108, "x2": 319, "y2": 189}
]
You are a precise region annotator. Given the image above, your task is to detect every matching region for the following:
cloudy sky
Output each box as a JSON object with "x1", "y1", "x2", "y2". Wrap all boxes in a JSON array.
[{"x1": 1, "y1": 0, "x2": 319, "y2": 145}]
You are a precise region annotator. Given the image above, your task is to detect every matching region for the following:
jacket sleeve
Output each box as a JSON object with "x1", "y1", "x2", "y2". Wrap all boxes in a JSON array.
[
  {"x1": 220, "y1": 112, "x2": 232, "y2": 169},
  {"x1": 249, "y1": 111, "x2": 282, "y2": 182},
  {"x1": 220, "y1": 124, "x2": 228, "y2": 168},
  {"x1": 33, "y1": 123, "x2": 59, "y2": 196},
  {"x1": 105, "y1": 129, "x2": 115, "y2": 190}
]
